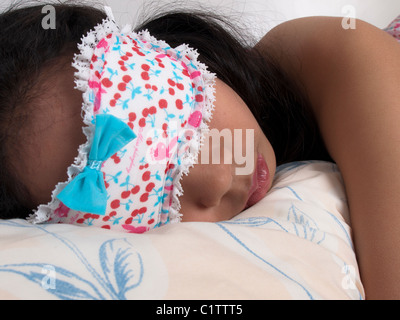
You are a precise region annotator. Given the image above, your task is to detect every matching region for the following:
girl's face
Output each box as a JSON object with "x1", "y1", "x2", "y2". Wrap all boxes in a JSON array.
[
  {"x1": 179, "y1": 79, "x2": 276, "y2": 222},
  {"x1": 19, "y1": 66, "x2": 276, "y2": 222}
]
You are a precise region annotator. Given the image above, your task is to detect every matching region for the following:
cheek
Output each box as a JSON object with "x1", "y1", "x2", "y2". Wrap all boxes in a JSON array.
[
  {"x1": 211, "y1": 79, "x2": 259, "y2": 131},
  {"x1": 210, "y1": 81, "x2": 269, "y2": 172},
  {"x1": 215, "y1": 80, "x2": 276, "y2": 169}
]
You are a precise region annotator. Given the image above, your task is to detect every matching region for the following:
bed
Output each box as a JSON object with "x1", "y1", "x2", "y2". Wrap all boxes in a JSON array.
[{"x1": 0, "y1": 161, "x2": 364, "y2": 299}]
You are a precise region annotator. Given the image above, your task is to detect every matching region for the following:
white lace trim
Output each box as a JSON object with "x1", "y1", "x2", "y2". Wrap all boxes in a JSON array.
[
  {"x1": 133, "y1": 31, "x2": 216, "y2": 225},
  {"x1": 28, "y1": 7, "x2": 216, "y2": 226}
]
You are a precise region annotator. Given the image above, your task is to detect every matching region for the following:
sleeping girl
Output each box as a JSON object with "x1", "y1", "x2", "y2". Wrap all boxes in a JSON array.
[{"x1": 1, "y1": 2, "x2": 400, "y2": 299}]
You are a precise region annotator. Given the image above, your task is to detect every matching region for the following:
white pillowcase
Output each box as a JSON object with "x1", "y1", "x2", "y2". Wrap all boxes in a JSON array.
[{"x1": 0, "y1": 161, "x2": 363, "y2": 300}]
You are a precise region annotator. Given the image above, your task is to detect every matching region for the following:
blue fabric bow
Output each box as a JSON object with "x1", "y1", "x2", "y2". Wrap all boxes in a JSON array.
[{"x1": 57, "y1": 114, "x2": 136, "y2": 215}]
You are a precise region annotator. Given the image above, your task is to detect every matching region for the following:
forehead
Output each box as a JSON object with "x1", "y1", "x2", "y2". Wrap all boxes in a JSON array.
[{"x1": 17, "y1": 61, "x2": 86, "y2": 206}]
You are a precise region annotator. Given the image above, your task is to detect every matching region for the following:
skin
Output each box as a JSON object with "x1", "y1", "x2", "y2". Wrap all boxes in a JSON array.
[
  {"x1": 16, "y1": 61, "x2": 87, "y2": 207},
  {"x1": 257, "y1": 17, "x2": 400, "y2": 299},
  {"x1": 16, "y1": 63, "x2": 276, "y2": 222}
]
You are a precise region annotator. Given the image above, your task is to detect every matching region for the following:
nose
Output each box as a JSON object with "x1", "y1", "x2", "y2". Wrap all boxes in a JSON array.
[{"x1": 180, "y1": 162, "x2": 232, "y2": 209}]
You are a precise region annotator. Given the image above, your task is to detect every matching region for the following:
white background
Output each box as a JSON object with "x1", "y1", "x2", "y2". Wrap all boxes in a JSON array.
[{"x1": 2, "y1": 0, "x2": 400, "y2": 39}]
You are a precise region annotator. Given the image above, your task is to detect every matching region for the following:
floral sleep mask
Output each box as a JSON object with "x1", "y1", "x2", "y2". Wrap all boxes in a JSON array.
[{"x1": 29, "y1": 7, "x2": 216, "y2": 233}]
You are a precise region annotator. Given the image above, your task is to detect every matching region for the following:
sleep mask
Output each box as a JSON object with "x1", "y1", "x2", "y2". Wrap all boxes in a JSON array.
[{"x1": 29, "y1": 7, "x2": 216, "y2": 233}]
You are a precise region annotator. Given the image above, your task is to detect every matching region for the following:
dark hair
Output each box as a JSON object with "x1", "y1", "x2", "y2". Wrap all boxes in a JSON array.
[{"x1": 0, "y1": 2, "x2": 331, "y2": 219}]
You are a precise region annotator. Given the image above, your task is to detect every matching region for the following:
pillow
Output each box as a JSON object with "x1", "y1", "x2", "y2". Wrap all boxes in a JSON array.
[{"x1": 0, "y1": 161, "x2": 364, "y2": 300}]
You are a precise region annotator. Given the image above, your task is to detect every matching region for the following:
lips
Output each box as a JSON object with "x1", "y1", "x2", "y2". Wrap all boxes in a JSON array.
[{"x1": 245, "y1": 153, "x2": 270, "y2": 209}]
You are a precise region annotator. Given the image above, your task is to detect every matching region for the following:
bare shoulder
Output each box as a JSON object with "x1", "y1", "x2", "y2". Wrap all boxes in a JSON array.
[
  {"x1": 255, "y1": 16, "x2": 346, "y2": 70},
  {"x1": 255, "y1": 16, "x2": 400, "y2": 115},
  {"x1": 256, "y1": 15, "x2": 380, "y2": 58}
]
